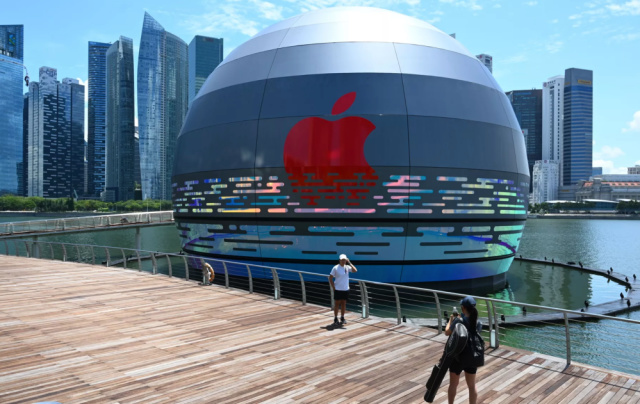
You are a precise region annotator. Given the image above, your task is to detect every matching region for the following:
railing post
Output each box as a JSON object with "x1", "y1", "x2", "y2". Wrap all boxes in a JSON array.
[
  {"x1": 91, "y1": 245, "x2": 95, "y2": 265},
  {"x1": 48, "y1": 243, "x2": 54, "y2": 259},
  {"x1": 183, "y1": 256, "x2": 189, "y2": 280},
  {"x1": 104, "y1": 247, "x2": 110, "y2": 267},
  {"x1": 563, "y1": 312, "x2": 572, "y2": 367},
  {"x1": 199, "y1": 258, "x2": 207, "y2": 284},
  {"x1": 73, "y1": 244, "x2": 79, "y2": 262},
  {"x1": 392, "y1": 286, "x2": 402, "y2": 325},
  {"x1": 245, "y1": 264, "x2": 253, "y2": 294},
  {"x1": 270, "y1": 268, "x2": 280, "y2": 300},
  {"x1": 330, "y1": 283, "x2": 335, "y2": 310},
  {"x1": 3, "y1": 240, "x2": 8, "y2": 255},
  {"x1": 61, "y1": 244, "x2": 67, "y2": 261},
  {"x1": 434, "y1": 292, "x2": 442, "y2": 335},
  {"x1": 14, "y1": 240, "x2": 20, "y2": 257},
  {"x1": 359, "y1": 281, "x2": 370, "y2": 318},
  {"x1": 486, "y1": 300, "x2": 495, "y2": 348},
  {"x1": 150, "y1": 253, "x2": 157, "y2": 274},
  {"x1": 136, "y1": 250, "x2": 142, "y2": 271},
  {"x1": 222, "y1": 262, "x2": 230, "y2": 289},
  {"x1": 166, "y1": 255, "x2": 172, "y2": 277},
  {"x1": 121, "y1": 249, "x2": 127, "y2": 269},
  {"x1": 491, "y1": 301, "x2": 500, "y2": 349},
  {"x1": 24, "y1": 241, "x2": 30, "y2": 258},
  {"x1": 299, "y1": 272, "x2": 306, "y2": 305}
]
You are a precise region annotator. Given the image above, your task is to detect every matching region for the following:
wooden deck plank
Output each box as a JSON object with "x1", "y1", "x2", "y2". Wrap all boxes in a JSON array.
[{"x1": 1, "y1": 256, "x2": 639, "y2": 403}]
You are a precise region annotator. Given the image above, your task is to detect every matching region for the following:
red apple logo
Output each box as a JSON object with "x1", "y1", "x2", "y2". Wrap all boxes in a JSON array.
[{"x1": 283, "y1": 92, "x2": 378, "y2": 206}]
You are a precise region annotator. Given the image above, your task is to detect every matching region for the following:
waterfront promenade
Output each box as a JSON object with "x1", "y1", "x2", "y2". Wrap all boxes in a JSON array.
[{"x1": 1, "y1": 257, "x2": 640, "y2": 403}]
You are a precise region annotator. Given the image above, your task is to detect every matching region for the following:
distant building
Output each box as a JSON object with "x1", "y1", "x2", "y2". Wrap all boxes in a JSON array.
[
  {"x1": 562, "y1": 68, "x2": 593, "y2": 186},
  {"x1": 27, "y1": 67, "x2": 85, "y2": 198},
  {"x1": 541, "y1": 75, "x2": 565, "y2": 197},
  {"x1": 576, "y1": 174, "x2": 640, "y2": 202},
  {"x1": 591, "y1": 167, "x2": 603, "y2": 177},
  {"x1": 628, "y1": 165, "x2": 640, "y2": 175},
  {"x1": 88, "y1": 41, "x2": 111, "y2": 197},
  {"x1": 188, "y1": 35, "x2": 223, "y2": 106},
  {"x1": 476, "y1": 54, "x2": 492, "y2": 73},
  {"x1": 138, "y1": 12, "x2": 188, "y2": 201},
  {"x1": 0, "y1": 25, "x2": 25, "y2": 195},
  {"x1": 104, "y1": 37, "x2": 136, "y2": 202},
  {"x1": 532, "y1": 160, "x2": 559, "y2": 204},
  {"x1": 506, "y1": 89, "x2": 542, "y2": 192},
  {"x1": 20, "y1": 93, "x2": 29, "y2": 196}
]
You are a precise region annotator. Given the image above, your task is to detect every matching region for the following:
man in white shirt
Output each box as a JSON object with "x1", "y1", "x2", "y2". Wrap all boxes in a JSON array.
[{"x1": 329, "y1": 254, "x2": 358, "y2": 325}]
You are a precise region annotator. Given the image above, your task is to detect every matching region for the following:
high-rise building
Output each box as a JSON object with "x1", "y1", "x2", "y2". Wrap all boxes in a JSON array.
[
  {"x1": 0, "y1": 25, "x2": 24, "y2": 60},
  {"x1": 104, "y1": 36, "x2": 136, "y2": 202},
  {"x1": 506, "y1": 89, "x2": 542, "y2": 192},
  {"x1": 27, "y1": 67, "x2": 85, "y2": 198},
  {"x1": 20, "y1": 93, "x2": 29, "y2": 196},
  {"x1": 592, "y1": 167, "x2": 603, "y2": 177},
  {"x1": 629, "y1": 165, "x2": 640, "y2": 175},
  {"x1": 532, "y1": 160, "x2": 559, "y2": 204},
  {"x1": 476, "y1": 54, "x2": 492, "y2": 73},
  {"x1": 562, "y1": 68, "x2": 593, "y2": 186},
  {"x1": 138, "y1": 12, "x2": 188, "y2": 201},
  {"x1": 0, "y1": 25, "x2": 25, "y2": 195},
  {"x1": 188, "y1": 35, "x2": 223, "y2": 106},
  {"x1": 88, "y1": 42, "x2": 111, "y2": 197}
]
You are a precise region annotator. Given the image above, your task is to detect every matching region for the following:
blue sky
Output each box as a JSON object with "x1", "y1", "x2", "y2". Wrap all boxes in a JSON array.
[{"x1": 4, "y1": 0, "x2": 639, "y2": 173}]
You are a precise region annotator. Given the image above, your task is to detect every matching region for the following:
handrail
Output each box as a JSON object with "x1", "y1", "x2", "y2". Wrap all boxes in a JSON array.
[
  {"x1": 4, "y1": 239, "x2": 640, "y2": 375},
  {"x1": 0, "y1": 211, "x2": 174, "y2": 237}
]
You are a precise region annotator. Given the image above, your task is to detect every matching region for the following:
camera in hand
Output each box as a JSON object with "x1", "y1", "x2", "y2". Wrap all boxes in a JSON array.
[{"x1": 452, "y1": 307, "x2": 459, "y2": 317}]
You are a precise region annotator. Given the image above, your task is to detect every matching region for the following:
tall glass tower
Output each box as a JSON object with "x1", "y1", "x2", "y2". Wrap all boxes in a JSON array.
[
  {"x1": 188, "y1": 35, "x2": 223, "y2": 106},
  {"x1": 563, "y1": 68, "x2": 593, "y2": 186},
  {"x1": 88, "y1": 41, "x2": 111, "y2": 197},
  {"x1": 138, "y1": 12, "x2": 188, "y2": 201},
  {"x1": 0, "y1": 25, "x2": 25, "y2": 195},
  {"x1": 105, "y1": 36, "x2": 136, "y2": 202},
  {"x1": 27, "y1": 68, "x2": 85, "y2": 198},
  {"x1": 507, "y1": 89, "x2": 542, "y2": 193}
]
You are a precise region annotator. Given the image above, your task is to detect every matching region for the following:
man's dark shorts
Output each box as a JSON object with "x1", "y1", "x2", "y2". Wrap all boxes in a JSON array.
[
  {"x1": 334, "y1": 289, "x2": 349, "y2": 301},
  {"x1": 449, "y1": 360, "x2": 477, "y2": 375}
]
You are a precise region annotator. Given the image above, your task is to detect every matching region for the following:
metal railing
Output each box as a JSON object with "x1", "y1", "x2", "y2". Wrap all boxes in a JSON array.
[
  {"x1": 3, "y1": 239, "x2": 640, "y2": 376},
  {"x1": 0, "y1": 211, "x2": 174, "y2": 236}
]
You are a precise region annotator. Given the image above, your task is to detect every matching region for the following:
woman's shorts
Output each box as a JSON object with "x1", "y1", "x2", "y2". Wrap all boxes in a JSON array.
[
  {"x1": 449, "y1": 360, "x2": 477, "y2": 375},
  {"x1": 334, "y1": 290, "x2": 350, "y2": 301}
]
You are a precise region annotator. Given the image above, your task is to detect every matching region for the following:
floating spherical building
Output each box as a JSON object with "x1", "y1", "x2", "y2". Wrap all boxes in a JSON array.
[{"x1": 172, "y1": 7, "x2": 529, "y2": 291}]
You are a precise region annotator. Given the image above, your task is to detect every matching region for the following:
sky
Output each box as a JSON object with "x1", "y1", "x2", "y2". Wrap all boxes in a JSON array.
[{"x1": 3, "y1": 0, "x2": 639, "y2": 173}]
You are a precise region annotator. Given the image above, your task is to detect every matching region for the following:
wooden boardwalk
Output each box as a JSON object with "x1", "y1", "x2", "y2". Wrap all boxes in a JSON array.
[{"x1": 1, "y1": 257, "x2": 639, "y2": 404}]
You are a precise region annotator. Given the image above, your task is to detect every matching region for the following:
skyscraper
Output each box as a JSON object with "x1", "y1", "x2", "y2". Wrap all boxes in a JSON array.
[
  {"x1": 138, "y1": 12, "x2": 188, "y2": 200},
  {"x1": 562, "y1": 68, "x2": 593, "y2": 186},
  {"x1": 20, "y1": 93, "x2": 29, "y2": 196},
  {"x1": 532, "y1": 160, "x2": 559, "y2": 204},
  {"x1": 476, "y1": 54, "x2": 492, "y2": 73},
  {"x1": 507, "y1": 89, "x2": 542, "y2": 193},
  {"x1": 0, "y1": 25, "x2": 25, "y2": 195},
  {"x1": 188, "y1": 35, "x2": 223, "y2": 105},
  {"x1": 88, "y1": 41, "x2": 111, "y2": 197},
  {"x1": 104, "y1": 36, "x2": 136, "y2": 202},
  {"x1": 27, "y1": 67, "x2": 85, "y2": 198}
]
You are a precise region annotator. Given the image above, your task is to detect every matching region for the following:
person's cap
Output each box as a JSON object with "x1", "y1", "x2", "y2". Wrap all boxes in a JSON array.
[
  {"x1": 460, "y1": 296, "x2": 476, "y2": 308},
  {"x1": 339, "y1": 254, "x2": 348, "y2": 260}
]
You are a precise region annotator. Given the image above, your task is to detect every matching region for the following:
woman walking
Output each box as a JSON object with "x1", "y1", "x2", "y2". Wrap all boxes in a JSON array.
[{"x1": 444, "y1": 296, "x2": 482, "y2": 404}]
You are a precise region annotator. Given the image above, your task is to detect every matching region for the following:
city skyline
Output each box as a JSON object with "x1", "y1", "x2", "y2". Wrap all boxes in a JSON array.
[{"x1": 2, "y1": 0, "x2": 639, "y2": 175}]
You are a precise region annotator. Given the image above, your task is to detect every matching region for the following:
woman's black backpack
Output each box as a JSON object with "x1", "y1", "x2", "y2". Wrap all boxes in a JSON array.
[{"x1": 454, "y1": 319, "x2": 485, "y2": 368}]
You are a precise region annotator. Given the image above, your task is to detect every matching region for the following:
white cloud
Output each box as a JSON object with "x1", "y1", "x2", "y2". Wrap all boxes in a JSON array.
[
  {"x1": 525, "y1": 1, "x2": 538, "y2": 6},
  {"x1": 607, "y1": 0, "x2": 640, "y2": 15},
  {"x1": 594, "y1": 145, "x2": 625, "y2": 159},
  {"x1": 546, "y1": 41, "x2": 564, "y2": 53},
  {"x1": 612, "y1": 32, "x2": 640, "y2": 41},
  {"x1": 622, "y1": 110, "x2": 640, "y2": 132},
  {"x1": 438, "y1": 0, "x2": 483, "y2": 11},
  {"x1": 253, "y1": 0, "x2": 285, "y2": 20},
  {"x1": 593, "y1": 159, "x2": 629, "y2": 174},
  {"x1": 503, "y1": 54, "x2": 527, "y2": 64}
]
